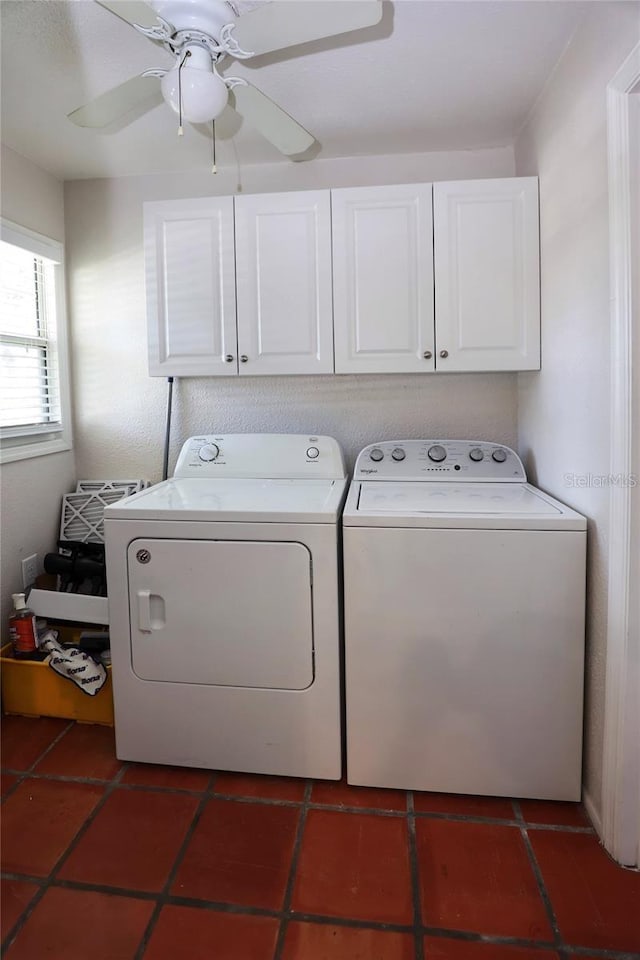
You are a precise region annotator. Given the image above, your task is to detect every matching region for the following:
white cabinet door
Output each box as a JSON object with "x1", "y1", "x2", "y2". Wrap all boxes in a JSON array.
[
  {"x1": 145, "y1": 197, "x2": 238, "y2": 377},
  {"x1": 234, "y1": 191, "x2": 333, "y2": 375},
  {"x1": 332, "y1": 184, "x2": 435, "y2": 374},
  {"x1": 433, "y1": 177, "x2": 540, "y2": 372}
]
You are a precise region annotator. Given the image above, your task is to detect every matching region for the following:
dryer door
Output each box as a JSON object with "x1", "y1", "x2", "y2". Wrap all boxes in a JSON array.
[{"x1": 127, "y1": 539, "x2": 314, "y2": 689}]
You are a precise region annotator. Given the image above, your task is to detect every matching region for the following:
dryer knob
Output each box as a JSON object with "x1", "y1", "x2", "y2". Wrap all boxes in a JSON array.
[
  {"x1": 369, "y1": 448, "x2": 384, "y2": 462},
  {"x1": 306, "y1": 446, "x2": 320, "y2": 459},
  {"x1": 198, "y1": 443, "x2": 219, "y2": 462},
  {"x1": 391, "y1": 448, "x2": 406, "y2": 462},
  {"x1": 492, "y1": 448, "x2": 507, "y2": 463},
  {"x1": 469, "y1": 448, "x2": 484, "y2": 462},
  {"x1": 427, "y1": 444, "x2": 447, "y2": 463}
]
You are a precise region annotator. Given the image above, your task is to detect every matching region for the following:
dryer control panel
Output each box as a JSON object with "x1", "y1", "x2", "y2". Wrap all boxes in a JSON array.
[
  {"x1": 174, "y1": 434, "x2": 346, "y2": 480},
  {"x1": 354, "y1": 440, "x2": 526, "y2": 482}
]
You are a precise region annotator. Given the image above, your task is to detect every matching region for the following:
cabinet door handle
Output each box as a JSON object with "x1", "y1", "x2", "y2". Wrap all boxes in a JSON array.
[
  {"x1": 225, "y1": 354, "x2": 234, "y2": 363},
  {"x1": 439, "y1": 350, "x2": 449, "y2": 359},
  {"x1": 240, "y1": 355, "x2": 248, "y2": 363},
  {"x1": 423, "y1": 351, "x2": 432, "y2": 360}
]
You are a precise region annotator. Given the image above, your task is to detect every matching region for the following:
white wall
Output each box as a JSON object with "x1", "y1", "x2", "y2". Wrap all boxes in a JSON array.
[
  {"x1": 514, "y1": 2, "x2": 640, "y2": 823},
  {"x1": 0, "y1": 144, "x2": 76, "y2": 629},
  {"x1": 65, "y1": 145, "x2": 518, "y2": 480}
]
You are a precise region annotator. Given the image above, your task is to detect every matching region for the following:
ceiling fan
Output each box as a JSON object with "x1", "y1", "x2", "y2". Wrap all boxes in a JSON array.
[{"x1": 68, "y1": 0, "x2": 383, "y2": 157}]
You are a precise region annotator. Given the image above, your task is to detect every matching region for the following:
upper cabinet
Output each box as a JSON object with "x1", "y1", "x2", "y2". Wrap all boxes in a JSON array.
[
  {"x1": 433, "y1": 177, "x2": 540, "y2": 372},
  {"x1": 144, "y1": 176, "x2": 541, "y2": 378},
  {"x1": 332, "y1": 184, "x2": 435, "y2": 374},
  {"x1": 234, "y1": 191, "x2": 333, "y2": 376},
  {"x1": 144, "y1": 197, "x2": 237, "y2": 377}
]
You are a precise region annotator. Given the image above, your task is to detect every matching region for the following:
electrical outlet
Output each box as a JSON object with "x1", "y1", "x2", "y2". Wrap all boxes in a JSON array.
[{"x1": 21, "y1": 553, "x2": 39, "y2": 589}]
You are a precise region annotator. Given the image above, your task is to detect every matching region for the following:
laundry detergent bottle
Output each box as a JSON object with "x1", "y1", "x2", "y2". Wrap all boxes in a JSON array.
[{"x1": 8, "y1": 593, "x2": 40, "y2": 660}]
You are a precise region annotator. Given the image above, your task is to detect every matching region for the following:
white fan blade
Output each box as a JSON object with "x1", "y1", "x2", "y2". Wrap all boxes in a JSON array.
[
  {"x1": 68, "y1": 75, "x2": 161, "y2": 129},
  {"x1": 230, "y1": 83, "x2": 315, "y2": 157},
  {"x1": 233, "y1": 1, "x2": 383, "y2": 57},
  {"x1": 95, "y1": 0, "x2": 159, "y2": 29}
]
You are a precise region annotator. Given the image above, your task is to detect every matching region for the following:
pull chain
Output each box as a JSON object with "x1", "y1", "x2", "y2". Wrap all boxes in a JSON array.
[
  {"x1": 177, "y1": 50, "x2": 191, "y2": 136},
  {"x1": 211, "y1": 120, "x2": 217, "y2": 174}
]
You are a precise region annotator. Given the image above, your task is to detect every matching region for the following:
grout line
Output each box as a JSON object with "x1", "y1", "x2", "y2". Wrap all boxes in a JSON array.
[
  {"x1": 273, "y1": 780, "x2": 312, "y2": 960},
  {"x1": 0, "y1": 772, "x2": 27, "y2": 804},
  {"x1": 0, "y1": 872, "x2": 48, "y2": 886},
  {"x1": 526, "y1": 823, "x2": 594, "y2": 834},
  {"x1": 0, "y1": 874, "x2": 50, "y2": 953},
  {"x1": 48, "y1": 878, "x2": 160, "y2": 901},
  {"x1": 413, "y1": 810, "x2": 523, "y2": 827},
  {"x1": 407, "y1": 792, "x2": 425, "y2": 960},
  {"x1": 288, "y1": 912, "x2": 416, "y2": 934},
  {"x1": 117, "y1": 779, "x2": 211, "y2": 798},
  {"x1": 206, "y1": 790, "x2": 304, "y2": 808},
  {"x1": 164, "y1": 895, "x2": 281, "y2": 919},
  {"x1": 561, "y1": 948, "x2": 640, "y2": 960},
  {"x1": 133, "y1": 788, "x2": 212, "y2": 960},
  {"x1": 206, "y1": 771, "x2": 217, "y2": 793},
  {"x1": 0, "y1": 757, "x2": 124, "y2": 956},
  {"x1": 513, "y1": 800, "x2": 564, "y2": 951},
  {"x1": 1, "y1": 720, "x2": 74, "y2": 804},
  {"x1": 27, "y1": 720, "x2": 75, "y2": 771},
  {"x1": 420, "y1": 926, "x2": 558, "y2": 948},
  {"x1": 307, "y1": 800, "x2": 404, "y2": 817},
  {"x1": 2, "y1": 769, "x2": 214, "y2": 797},
  {"x1": 50, "y1": 765, "x2": 128, "y2": 881},
  {"x1": 1, "y1": 868, "x2": 636, "y2": 960},
  {"x1": 0, "y1": 766, "x2": 595, "y2": 830}
]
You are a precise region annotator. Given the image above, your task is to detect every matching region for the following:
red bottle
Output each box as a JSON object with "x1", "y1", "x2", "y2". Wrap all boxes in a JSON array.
[{"x1": 9, "y1": 593, "x2": 40, "y2": 660}]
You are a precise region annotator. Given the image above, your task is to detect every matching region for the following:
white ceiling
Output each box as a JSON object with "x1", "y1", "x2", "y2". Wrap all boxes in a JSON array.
[{"x1": 0, "y1": 0, "x2": 588, "y2": 180}]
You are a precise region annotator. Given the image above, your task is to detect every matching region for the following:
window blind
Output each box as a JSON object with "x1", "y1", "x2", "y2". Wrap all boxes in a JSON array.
[{"x1": 0, "y1": 240, "x2": 62, "y2": 437}]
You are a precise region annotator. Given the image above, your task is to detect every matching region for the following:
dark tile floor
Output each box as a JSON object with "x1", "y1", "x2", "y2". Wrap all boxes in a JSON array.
[{"x1": 1, "y1": 716, "x2": 639, "y2": 960}]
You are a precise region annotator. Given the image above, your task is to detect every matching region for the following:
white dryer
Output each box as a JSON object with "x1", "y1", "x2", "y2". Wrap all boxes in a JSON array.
[
  {"x1": 343, "y1": 440, "x2": 587, "y2": 801},
  {"x1": 104, "y1": 434, "x2": 347, "y2": 779}
]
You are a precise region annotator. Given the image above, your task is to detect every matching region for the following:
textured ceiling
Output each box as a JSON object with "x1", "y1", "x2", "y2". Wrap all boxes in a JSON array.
[{"x1": 0, "y1": 0, "x2": 588, "y2": 180}]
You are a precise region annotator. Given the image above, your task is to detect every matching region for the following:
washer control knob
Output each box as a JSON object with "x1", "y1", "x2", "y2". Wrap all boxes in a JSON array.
[
  {"x1": 427, "y1": 444, "x2": 447, "y2": 463},
  {"x1": 492, "y1": 448, "x2": 508, "y2": 463},
  {"x1": 306, "y1": 446, "x2": 320, "y2": 459},
  {"x1": 391, "y1": 448, "x2": 406, "y2": 462},
  {"x1": 469, "y1": 448, "x2": 484, "y2": 462},
  {"x1": 198, "y1": 443, "x2": 219, "y2": 462},
  {"x1": 369, "y1": 448, "x2": 384, "y2": 462}
]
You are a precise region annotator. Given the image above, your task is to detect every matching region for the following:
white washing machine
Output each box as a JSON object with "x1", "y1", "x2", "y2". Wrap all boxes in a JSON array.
[
  {"x1": 343, "y1": 439, "x2": 587, "y2": 801},
  {"x1": 104, "y1": 434, "x2": 347, "y2": 779}
]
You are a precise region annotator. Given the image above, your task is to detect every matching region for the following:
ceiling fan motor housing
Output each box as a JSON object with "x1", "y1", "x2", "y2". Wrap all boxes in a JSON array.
[{"x1": 150, "y1": 0, "x2": 236, "y2": 39}]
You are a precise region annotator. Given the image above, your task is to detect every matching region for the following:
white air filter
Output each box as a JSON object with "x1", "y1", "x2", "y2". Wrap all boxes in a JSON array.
[
  {"x1": 76, "y1": 480, "x2": 148, "y2": 496},
  {"x1": 60, "y1": 489, "x2": 130, "y2": 543}
]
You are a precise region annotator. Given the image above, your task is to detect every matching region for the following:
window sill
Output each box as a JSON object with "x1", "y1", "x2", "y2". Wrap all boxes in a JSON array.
[{"x1": 0, "y1": 434, "x2": 73, "y2": 465}]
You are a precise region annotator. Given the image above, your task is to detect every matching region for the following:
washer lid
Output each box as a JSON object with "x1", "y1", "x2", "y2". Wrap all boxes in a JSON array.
[
  {"x1": 346, "y1": 482, "x2": 586, "y2": 530},
  {"x1": 104, "y1": 477, "x2": 347, "y2": 523}
]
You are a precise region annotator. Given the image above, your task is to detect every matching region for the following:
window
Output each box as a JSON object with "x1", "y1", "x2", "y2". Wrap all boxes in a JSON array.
[{"x1": 0, "y1": 219, "x2": 72, "y2": 463}]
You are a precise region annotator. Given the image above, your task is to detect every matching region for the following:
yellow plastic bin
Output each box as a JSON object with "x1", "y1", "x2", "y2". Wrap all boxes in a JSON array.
[{"x1": 0, "y1": 642, "x2": 114, "y2": 726}]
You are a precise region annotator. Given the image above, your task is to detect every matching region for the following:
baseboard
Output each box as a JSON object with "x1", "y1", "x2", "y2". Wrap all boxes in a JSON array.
[{"x1": 583, "y1": 785, "x2": 603, "y2": 838}]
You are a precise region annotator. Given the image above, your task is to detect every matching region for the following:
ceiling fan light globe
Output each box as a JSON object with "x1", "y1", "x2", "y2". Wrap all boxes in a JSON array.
[{"x1": 160, "y1": 66, "x2": 229, "y2": 124}]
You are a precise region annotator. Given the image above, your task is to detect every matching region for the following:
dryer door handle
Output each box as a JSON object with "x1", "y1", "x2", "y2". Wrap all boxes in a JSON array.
[{"x1": 136, "y1": 590, "x2": 166, "y2": 633}]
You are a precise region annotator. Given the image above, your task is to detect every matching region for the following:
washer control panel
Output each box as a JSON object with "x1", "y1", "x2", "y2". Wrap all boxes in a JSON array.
[
  {"x1": 355, "y1": 440, "x2": 526, "y2": 481},
  {"x1": 174, "y1": 435, "x2": 346, "y2": 479}
]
